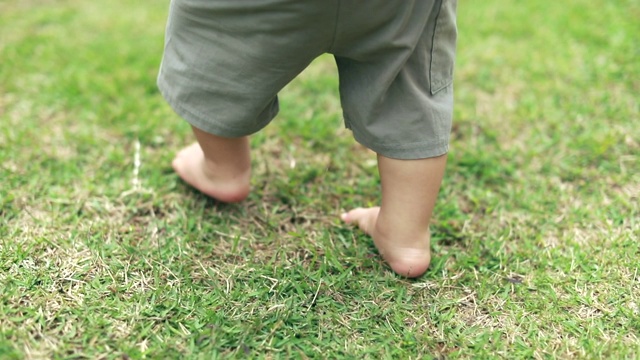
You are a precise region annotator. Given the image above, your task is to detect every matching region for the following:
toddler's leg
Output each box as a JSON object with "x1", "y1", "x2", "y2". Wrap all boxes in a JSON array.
[
  {"x1": 342, "y1": 154, "x2": 447, "y2": 278},
  {"x1": 172, "y1": 126, "x2": 251, "y2": 203}
]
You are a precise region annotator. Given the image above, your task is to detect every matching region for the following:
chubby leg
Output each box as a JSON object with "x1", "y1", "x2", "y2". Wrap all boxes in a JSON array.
[
  {"x1": 172, "y1": 126, "x2": 251, "y2": 203},
  {"x1": 342, "y1": 154, "x2": 447, "y2": 278}
]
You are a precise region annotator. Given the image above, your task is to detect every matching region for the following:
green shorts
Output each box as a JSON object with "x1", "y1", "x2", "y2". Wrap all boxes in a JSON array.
[{"x1": 158, "y1": 0, "x2": 457, "y2": 159}]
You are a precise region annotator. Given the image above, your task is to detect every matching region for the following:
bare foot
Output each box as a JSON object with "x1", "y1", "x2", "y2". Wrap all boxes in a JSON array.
[
  {"x1": 342, "y1": 207, "x2": 432, "y2": 278},
  {"x1": 172, "y1": 143, "x2": 250, "y2": 203}
]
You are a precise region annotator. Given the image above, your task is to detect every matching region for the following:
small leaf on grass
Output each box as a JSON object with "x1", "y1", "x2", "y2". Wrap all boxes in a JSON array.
[{"x1": 506, "y1": 275, "x2": 524, "y2": 284}]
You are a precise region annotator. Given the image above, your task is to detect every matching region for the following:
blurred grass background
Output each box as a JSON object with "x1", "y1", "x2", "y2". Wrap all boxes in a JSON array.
[{"x1": 1, "y1": 0, "x2": 638, "y2": 358}]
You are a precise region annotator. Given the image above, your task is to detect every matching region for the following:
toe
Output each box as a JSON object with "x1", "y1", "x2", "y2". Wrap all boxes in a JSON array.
[
  {"x1": 171, "y1": 157, "x2": 179, "y2": 171},
  {"x1": 341, "y1": 207, "x2": 365, "y2": 224},
  {"x1": 342, "y1": 207, "x2": 380, "y2": 235}
]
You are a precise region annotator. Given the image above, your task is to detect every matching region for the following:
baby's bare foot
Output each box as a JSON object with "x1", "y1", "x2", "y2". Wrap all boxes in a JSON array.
[
  {"x1": 342, "y1": 207, "x2": 431, "y2": 278},
  {"x1": 172, "y1": 143, "x2": 250, "y2": 203}
]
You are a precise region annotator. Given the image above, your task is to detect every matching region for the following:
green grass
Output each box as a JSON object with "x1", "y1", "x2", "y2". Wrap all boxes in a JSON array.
[{"x1": 1, "y1": 0, "x2": 639, "y2": 358}]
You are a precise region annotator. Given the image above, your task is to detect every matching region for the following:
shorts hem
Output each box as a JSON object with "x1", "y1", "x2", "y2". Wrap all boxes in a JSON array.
[
  {"x1": 157, "y1": 77, "x2": 274, "y2": 138},
  {"x1": 351, "y1": 129, "x2": 450, "y2": 160}
]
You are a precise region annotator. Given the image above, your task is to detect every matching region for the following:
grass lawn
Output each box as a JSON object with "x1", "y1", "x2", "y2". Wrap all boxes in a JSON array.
[{"x1": 1, "y1": 0, "x2": 639, "y2": 358}]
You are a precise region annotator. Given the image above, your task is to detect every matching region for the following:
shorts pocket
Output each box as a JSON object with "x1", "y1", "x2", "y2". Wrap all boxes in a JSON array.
[{"x1": 430, "y1": 0, "x2": 458, "y2": 95}]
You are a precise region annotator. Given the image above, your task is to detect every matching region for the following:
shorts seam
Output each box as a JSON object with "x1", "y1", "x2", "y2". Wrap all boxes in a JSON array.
[
  {"x1": 429, "y1": 0, "x2": 456, "y2": 94},
  {"x1": 328, "y1": 0, "x2": 341, "y2": 52}
]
